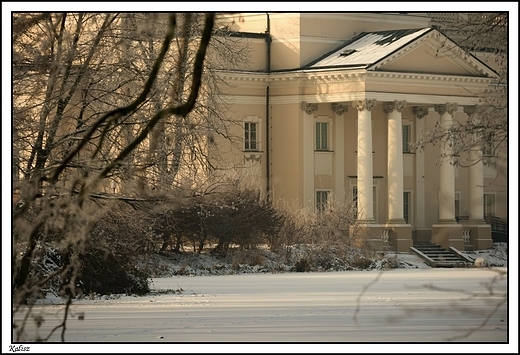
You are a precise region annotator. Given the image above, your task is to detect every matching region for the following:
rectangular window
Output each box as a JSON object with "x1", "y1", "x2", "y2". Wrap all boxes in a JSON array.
[
  {"x1": 316, "y1": 190, "x2": 330, "y2": 212},
  {"x1": 455, "y1": 192, "x2": 461, "y2": 218},
  {"x1": 403, "y1": 191, "x2": 411, "y2": 224},
  {"x1": 352, "y1": 186, "x2": 377, "y2": 221},
  {"x1": 482, "y1": 142, "x2": 494, "y2": 156},
  {"x1": 484, "y1": 194, "x2": 495, "y2": 217},
  {"x1": 402, "y1": 125, "x2": 411, "y2": 153},
  {"x1": 315, "y1": 122, "x2": 328, "y2": 150},
  {"x1": 244, "y1": 122, "x2": 257, "y2": 151}
]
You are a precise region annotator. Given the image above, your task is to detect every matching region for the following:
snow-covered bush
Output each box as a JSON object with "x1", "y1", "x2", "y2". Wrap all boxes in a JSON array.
[{"x1": 78, "y1": 246, "x2": 150, "y2": 296}]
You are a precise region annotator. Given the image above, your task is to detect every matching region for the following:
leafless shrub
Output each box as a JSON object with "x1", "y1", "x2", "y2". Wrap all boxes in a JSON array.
[
  {"x1": 276, "y1": 195, "x2": 375, "y2": 271},
  {"x1": 198, "y1": 177, "x2": 285, "y2": 253}
]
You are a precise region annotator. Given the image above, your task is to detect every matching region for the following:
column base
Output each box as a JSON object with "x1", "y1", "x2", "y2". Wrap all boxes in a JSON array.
[
  {"x1": 432, "y1": 223, "x2": 463, "y2": 250},
  {"x1": 383, "y1": 223, "x2": 413, "y2": 253},
  {"x1": 351, "y1": 224, "x2": 381, "y2": 251}
]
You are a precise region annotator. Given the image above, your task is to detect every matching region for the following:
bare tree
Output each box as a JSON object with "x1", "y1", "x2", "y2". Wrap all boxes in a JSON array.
[
  {"x1": 12, "y1": 12, "x2": 215, "y2": 342},
  {"x1": 414, "y1": 13, "x2": 507, "y2": 175},
  {"x1": 114, "y1": 13, "x2": 250, "y2": 193}
]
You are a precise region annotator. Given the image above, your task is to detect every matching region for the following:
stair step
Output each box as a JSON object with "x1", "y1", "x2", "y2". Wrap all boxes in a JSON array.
[
  {"x1": 431, "y1": 258, "x2": 464, "y2": 262},
  {"x1": 426, "y1": 253, "x2": 459, "y2": 257},
  {"x1": 411, "y1": 242, "x2": 472, "y2": 268}
]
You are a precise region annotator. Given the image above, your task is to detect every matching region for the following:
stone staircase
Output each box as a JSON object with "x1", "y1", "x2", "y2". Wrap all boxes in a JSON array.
[{"x1": 410, "y1": 242, "x2": 474, "y2": 268}]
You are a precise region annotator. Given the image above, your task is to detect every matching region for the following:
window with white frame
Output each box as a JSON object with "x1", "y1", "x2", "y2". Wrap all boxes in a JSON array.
[
  {"x1": 315, "y1": 122, "x2": 329, "y2": 151},
  {"x1": 244, "y1": 119, "x2": 259, "y2": 151},
  {"x1": 316, "y1": 190, "x2": 330, "y2": 212}
]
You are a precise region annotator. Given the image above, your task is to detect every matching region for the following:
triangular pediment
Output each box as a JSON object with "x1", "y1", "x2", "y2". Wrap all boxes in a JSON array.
[
  {"x1": 371, "y1": 41, "x2": 474, "y2": 76},
  {"x1": 306, "y1": 28, "x2": 497, "y2": 79},
  {"x1": 368, "y1": 31, "x2": 496, "y2": 77}
]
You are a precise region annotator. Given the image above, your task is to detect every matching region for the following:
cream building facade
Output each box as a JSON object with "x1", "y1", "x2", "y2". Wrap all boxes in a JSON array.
[{"x1": 213, "y1": 13, "x2": 507, "y2": 252}]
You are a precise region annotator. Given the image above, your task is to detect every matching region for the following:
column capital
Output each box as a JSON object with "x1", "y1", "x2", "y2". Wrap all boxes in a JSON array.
[
  {"x1": 463, "y1": 105, "x2": 477, "y2": 116},
  {"x1": 331, "y1": 103, "x2": 348, "y2": 116},
  {"x1": 434, "y1": 103, "x2": 458, "y2": 116},
  {"x1": 412, "y1": 106, "x2": 429, "y2": 119},
  {"x1": 383, "y1": 100, "x2": 406, "y2": 114},
  {"x1": 301, "y1": 102, "x2": 318, "y2": 115},
  {"x1": 353, "y1": 99, "x2": 377, "y2": 112}
]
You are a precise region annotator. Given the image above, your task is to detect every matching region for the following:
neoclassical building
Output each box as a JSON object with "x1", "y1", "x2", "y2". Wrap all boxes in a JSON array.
[{"x1": 214, "y1": 13, "x2": 507, "y2": 252}]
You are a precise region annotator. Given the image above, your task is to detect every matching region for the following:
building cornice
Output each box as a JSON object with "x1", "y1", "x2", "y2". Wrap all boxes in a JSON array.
[
  {"x1": 218, "y1": 69, "x2": 494, "y2": 89},
  {"x1": 217, "y1": 72, "x2": 269, "y2": 88},
  {"x1": 220, "y1": 92, "x2": 482, "y2": 106},
  {"x1": 366, "y1": 71, "x2": 493, "y2": 89}
]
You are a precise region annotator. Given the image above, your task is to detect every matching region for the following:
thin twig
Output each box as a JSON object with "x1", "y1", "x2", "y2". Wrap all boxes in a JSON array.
[{"x1": 353, "y1": 270, "x2": 384, "y2": 328}]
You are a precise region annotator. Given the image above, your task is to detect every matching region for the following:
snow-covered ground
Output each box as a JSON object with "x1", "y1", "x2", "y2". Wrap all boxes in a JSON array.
[
  {"x1": 134, "y1": 242, "x2": 508, "y2": 278},
  {"x1": 9, "y1": 243, "x2": 515, "y2": 353},
  {"x1": 12, "y1": 268, "x2": 512, "y2": 353}
]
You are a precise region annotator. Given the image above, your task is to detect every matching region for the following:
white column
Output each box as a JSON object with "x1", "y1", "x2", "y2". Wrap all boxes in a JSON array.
[
  {"x1": 464, "y1": 106, "x2": 485, "y2": 222},
  {"x1": 353, "y1": 99, "x2": 376, "y2": 223},
  {"x1": 434, "y1": 103, "x2": 458, "y2": 222},
  {"x1": 332, "y1": 103, "x2": 347, "y2": 204},
  {"x1": 301, "y1": 102, "x2": 318, "y2": 210},
  {"x1": 413, "y1": 107, "x2": 429, "y2": 228},
  {"x1": 384, "y1": 101, "x2": 406, "y2": 223}
]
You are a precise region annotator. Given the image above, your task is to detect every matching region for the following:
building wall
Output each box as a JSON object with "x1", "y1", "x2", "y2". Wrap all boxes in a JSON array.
[
  {"x1": 221, "y1": 13, "x2": 432, "y2": 70},
  {"x1": 221, "y1": 90, "x2": 507, "y2": 230},
  {"x1": 269, "y1": 103, "x2": 303, "y2": 205},
  {"x1": 216, "y1": 13, "x2": 507, "y2": 243}
]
